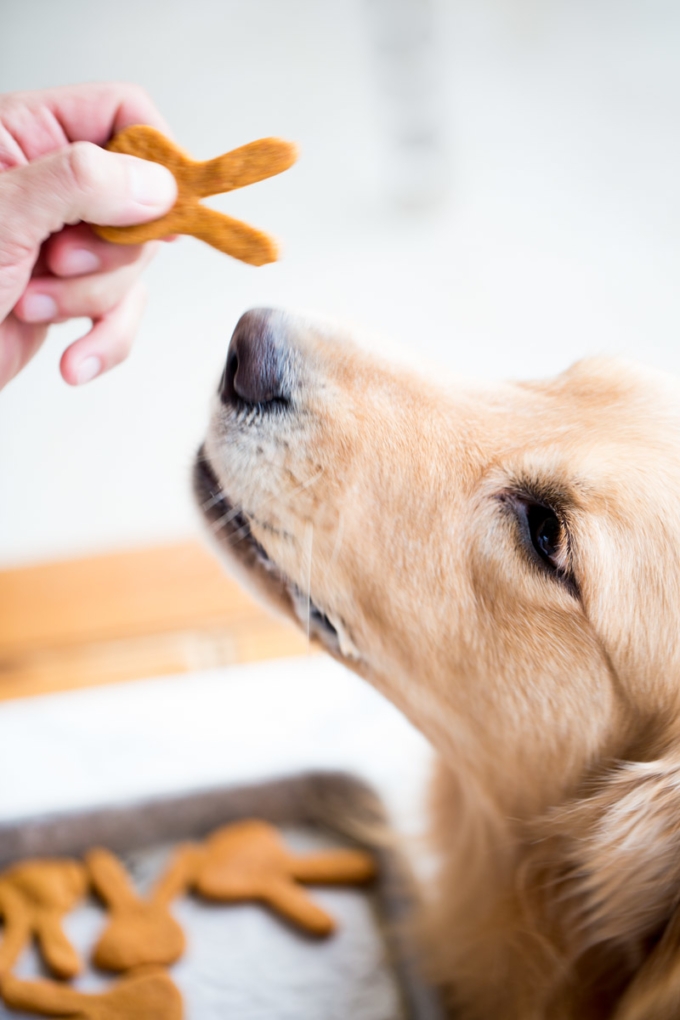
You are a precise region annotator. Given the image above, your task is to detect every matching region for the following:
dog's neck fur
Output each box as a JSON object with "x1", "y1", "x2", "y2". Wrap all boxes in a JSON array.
[
  {"x1": 423, "y1": 706, "x2": 680, "y2": 1020},
  {"x1": 424, "y1": 758, "x2": 611, "y2": 1019}
]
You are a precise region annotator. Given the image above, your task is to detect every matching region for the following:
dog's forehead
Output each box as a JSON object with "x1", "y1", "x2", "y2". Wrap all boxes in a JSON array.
[
  {"x1": 528, "y1": 356, "x2": 680, "y2": 424},
  {"x1": 483, "y1": 358, "x2": 680, "y2": 540}
]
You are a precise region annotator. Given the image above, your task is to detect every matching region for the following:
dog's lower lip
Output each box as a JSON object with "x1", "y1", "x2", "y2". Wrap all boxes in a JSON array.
[
  {"x1": 193, "y1": 453, "x2": 263, "y2": 551},
  {"x1": 193, "y1": 450, "x2": 341, "y2": 653},
  {"x1": 194, "y1": 454, "x2": 223, "y2": 511},
  {"x1": 195, "y1": 457, "x2": 271, "y2": 564}
]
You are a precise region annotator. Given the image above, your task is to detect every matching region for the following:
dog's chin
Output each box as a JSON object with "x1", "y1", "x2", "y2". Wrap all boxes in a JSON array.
[{"x1": 192, "y1": 449, "x2": 343, "y2": 657}]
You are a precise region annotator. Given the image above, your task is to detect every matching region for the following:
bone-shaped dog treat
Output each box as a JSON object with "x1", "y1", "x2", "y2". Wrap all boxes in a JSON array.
[
  {"x1": 185, "y1": 820, "x2": 377, "y2": 936},
  {"x1": 0, "y1": 860, "x2": 87, "y2": 979},
  {"x1": 92, "y1": 126, "x2": 297, "y2": 265},
  {"x1": 0, "y1": 968, "x2": 183, "y2": 1020},
  {"x1": 86, "y1": 848, "x2": 185, "y2": 972}
]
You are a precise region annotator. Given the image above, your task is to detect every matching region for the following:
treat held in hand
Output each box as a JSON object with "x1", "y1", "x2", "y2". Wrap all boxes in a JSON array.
[{"x1": 92, "y1": 126, "x2": 297, "y2": 266}]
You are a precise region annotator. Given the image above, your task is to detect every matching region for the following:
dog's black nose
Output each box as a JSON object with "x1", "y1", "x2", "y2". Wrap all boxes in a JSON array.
[{"x1": 219, "y1": 309, "x2": 287, "y2": 407}]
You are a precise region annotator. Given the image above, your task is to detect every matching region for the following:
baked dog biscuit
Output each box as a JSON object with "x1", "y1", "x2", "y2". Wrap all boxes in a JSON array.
[
  {"x1": 0, "y1": 883, "x2": 30, "y2": 979},
  {"x1": 86, "y1": 848, "x2": 185, "y2": 972},
  {"x1": 191, "y1": 819, "x2": 377, "y2": 936},
  {"x1": 0, "y1": 860, "x2": 87, "y2": 979},
  {"x1": 92, "y1": 126, "x2": 297, "y2": 265},
  {"x1": 0, "y1": 968, "x2": 183, "y2": 1020}
]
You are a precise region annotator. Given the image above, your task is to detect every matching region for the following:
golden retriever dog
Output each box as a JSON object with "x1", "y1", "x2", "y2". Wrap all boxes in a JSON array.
[{"x1": 194, "y1": 308, "x2": 680, "y2": 1020}]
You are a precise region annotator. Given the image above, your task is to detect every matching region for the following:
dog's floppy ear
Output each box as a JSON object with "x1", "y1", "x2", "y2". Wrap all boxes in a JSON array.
[{"x1": 527, "y1": 753, "x2": 680, "y2": 1002}]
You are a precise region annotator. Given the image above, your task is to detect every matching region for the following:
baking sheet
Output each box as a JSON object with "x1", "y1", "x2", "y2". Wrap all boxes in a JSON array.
[{"x1": 0, "y1": 772, "x2": 445, "y2": 1020}]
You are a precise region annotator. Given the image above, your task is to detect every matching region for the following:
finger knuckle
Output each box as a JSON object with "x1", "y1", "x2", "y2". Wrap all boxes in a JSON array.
[
  {"x1": 106, "y1": 81, "x2": 155, "y2": 118},
  {"x1": 65, "y1": 141, "x2": 102, "y2": 198},
  {"x1": 65, "y1": 275, "x2": 119, "y2": 318},
  {"x1": 87, "y1": 285, "x2": 119, "y2": 318},
  {"x1": 121, "y1": 81, "x2": 152, "y2": 105},
  {"x1": 0, "y1": 95, "x2": 20, "y2": 121}
]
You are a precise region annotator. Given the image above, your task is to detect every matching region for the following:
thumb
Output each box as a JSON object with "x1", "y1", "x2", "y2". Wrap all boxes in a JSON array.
[{"x1": 0, "y1": 141, "x2": 177, "y2": 260}]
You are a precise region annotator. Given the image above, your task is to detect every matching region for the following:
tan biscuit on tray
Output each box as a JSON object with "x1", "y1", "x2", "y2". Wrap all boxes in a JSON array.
[
  {"x1": 86, "y1": 848, "x2": 185, "y2": 972},
  {"x1": 0, "y1": 968, "x2": 182, "y2": 1020},
  {"x1": 189, "y1": 819, "x2": 377, "y2": 936},
  {"x1": 92, "y1": 126, "x2": 297, "y2": 265},
  {"x1": 0, "y1": 860, "x2": 87, "y2": 979}
]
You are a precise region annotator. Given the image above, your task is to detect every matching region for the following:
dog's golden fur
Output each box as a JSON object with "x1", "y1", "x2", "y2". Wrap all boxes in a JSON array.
[{"x1": 195, "y1": 309, "x2": 680, "y2": 1019}]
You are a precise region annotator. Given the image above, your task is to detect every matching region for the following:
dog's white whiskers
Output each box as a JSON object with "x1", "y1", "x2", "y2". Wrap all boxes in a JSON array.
[
  {"x1": 292, "y1": 466, "x2": 325, "y2": 496},
  {"x1": 212, "y1": 467, "x2": 325, "y2": 535},
  {"x1": 202, "y1": 490, "x2": 226, "y2": 512},
  {"x1": 259, "y1": 467, "x2": 325, "y2": 522},
  {"x1": 247, "y1": 466, "x2": 326, "y2": 519},
  {"x1": 223, "y1": 523, "x2": 252, "y2": 548},
  {"x1": 209, "y1": 504, "x2": 246, "y2": 534},
  {"x1": 212, "y1": 466, "x2": 326, "y2": 540}
]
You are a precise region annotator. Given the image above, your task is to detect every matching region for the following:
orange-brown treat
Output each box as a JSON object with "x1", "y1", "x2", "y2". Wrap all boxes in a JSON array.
[
  {"x1": 146, "y1": 843, "x2": 205, "y2": 905},
  {"x1": 92, "y1": 126, "x2": 297, "y2": 266},
  {"x1": 86, "y1": 848, "x2": 185, "y2": 972},
  {"x1": 0, "y1": 860, "x2": 87, "y2": 979},
  {"x1": 0, "y1": 884, "x2": 31, "y2": 978},
  {"x1": 1, "y1": 968, "x2": 182, "y2": 1020},
  {"x1": 191, "y1": 820, "x2": 377, "y2": 937}
]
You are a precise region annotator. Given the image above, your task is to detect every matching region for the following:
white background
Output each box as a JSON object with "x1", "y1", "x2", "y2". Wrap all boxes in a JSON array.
[{"x1": 1, "y1": 0, "x2": 680, "y2": 566}]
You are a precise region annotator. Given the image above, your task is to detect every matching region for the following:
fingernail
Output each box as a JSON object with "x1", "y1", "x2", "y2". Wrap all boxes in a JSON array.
[
  {"x1": 21, "y1": 294, "x2": 58, "y2": 322},
  {"x1": 61, "y1": 248, "x2": 101, "y2": 276},
  {"x1": 128, "y1": 159, "x2": 177, "y2": 210},
  {"x1": 75, "y1": 356, "x2": 102, "y2": 385}
]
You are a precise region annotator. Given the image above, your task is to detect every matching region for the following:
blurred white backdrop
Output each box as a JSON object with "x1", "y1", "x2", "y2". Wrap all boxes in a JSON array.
[{"x1": 1, "y1": 0, "x2": 679, "y2": 566}]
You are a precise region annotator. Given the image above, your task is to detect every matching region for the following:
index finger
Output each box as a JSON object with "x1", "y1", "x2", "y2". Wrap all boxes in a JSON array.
[{"x1": 0, "y1": 83, "x2": 172, "y2": 165}]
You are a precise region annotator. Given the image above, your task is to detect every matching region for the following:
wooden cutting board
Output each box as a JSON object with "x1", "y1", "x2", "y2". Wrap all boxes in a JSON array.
[{"x1": 0, "y1": 542, "x2": 309, "y2": 701}]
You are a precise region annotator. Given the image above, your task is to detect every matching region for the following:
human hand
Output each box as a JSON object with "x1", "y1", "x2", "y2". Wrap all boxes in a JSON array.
[{"x1": 0, "y1": 83, "x2": 178, "y2": 390}]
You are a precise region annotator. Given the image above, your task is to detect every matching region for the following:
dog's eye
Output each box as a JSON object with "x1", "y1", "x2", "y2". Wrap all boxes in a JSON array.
[
  {"x1": 500, "y1": 491, "x2": 577, "y2": 595},
  {"x1": 526, "y1": 503, "x2": 562, "y2": 568}
]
